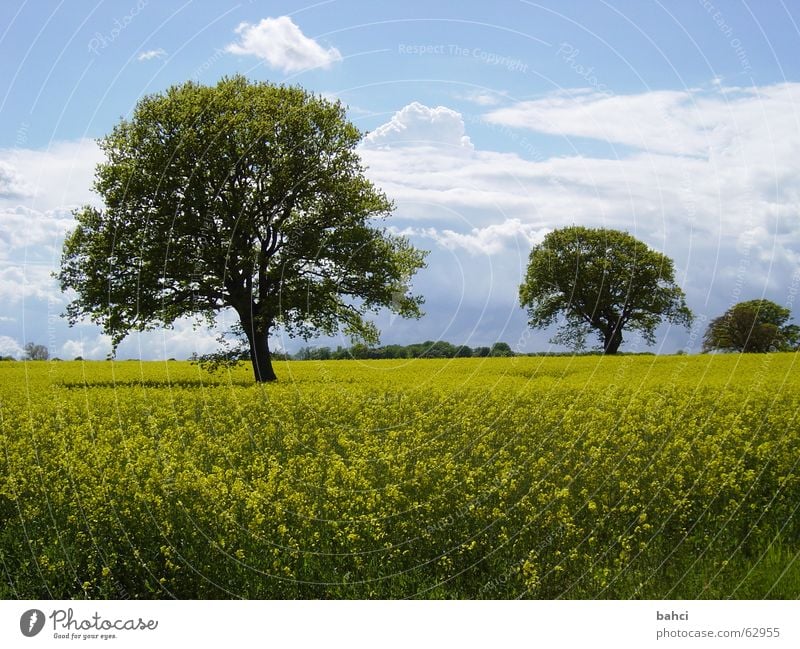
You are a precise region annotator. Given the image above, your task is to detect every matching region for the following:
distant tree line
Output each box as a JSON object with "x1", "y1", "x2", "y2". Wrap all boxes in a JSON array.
[
  {"x1": 290, "y1": 343, "x2": 655, "y2": 361},
  {"x1": 278, "y1": 341, "x2": 515, "y2": 361}
]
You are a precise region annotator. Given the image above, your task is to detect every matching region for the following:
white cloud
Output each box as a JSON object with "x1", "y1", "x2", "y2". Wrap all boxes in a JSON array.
[
  {"x1": 483, "y1": 84, "x2": 800, "y2": 159},
  {"x1": 0, "y1": 143, "x2": 103, "y2": 312},
  {"x1": 0, "y1": 161, "x2": 32, "y2": 198},
  {"x1": 0, "y1": 335, "x2": 23, "y2": 358},
  {"x1": 61, "y1": 334, "x2": 112, "y2": 361},
  {"x1": 362, "y1": 87, "x2": 800, "y2": 236},
  {"x1": 0, "y1": 264, "x2": 59, "y2": 304},
  {"x1": 458, "y1": 90, "x2": 509, "y2": 107},
  {"x1": 0, "y1": 139, "x2": 102, "y2": 212},
  {"x1": 398, "y1": 219, "x2": 549, "y2": 255},
  {"x1": 0, "y1": 140, "x2": 102, "y2": 320},
  {"x1": 148, "y1": 318, "x2": 231, "y2": 360},
  {"x1": 0, "y1": 206, "x2": 74, "y2": 255},
  {"x1": 484, "y1": 89, "x2": 708, "y2": 156},
  {"x1": 363, "y1": 103, "x2": 474, "y2": 151},
  {"x1": 225, "y1": 16, "x2": 342, "y2": 73},
  {"x1": 137, "y1": 48, "x2": 167, "y2": 61},
  {"x1": 61, "y1": 316, "x2": 239, "y2": 360}
]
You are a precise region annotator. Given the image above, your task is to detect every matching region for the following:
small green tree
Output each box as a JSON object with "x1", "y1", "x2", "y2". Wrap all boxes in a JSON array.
[
  {"x1": 702, "y1": 299, "x2": 798, "y2": 353},
  {"x1": 519, "y1": 226, "x2": 693, "y2": 354},
  {"x1": 420, "y1": 341, "x2": 458, "y2": 358},
  {"x1": 23, "y1": 343, "x2": 49, "y2": 361},
  {"x1": 58, "y1": 76, "x2": 426, "y2": 382},
  {"x1": 490, "y1": 342, "x2": 513, "y2": 357}
]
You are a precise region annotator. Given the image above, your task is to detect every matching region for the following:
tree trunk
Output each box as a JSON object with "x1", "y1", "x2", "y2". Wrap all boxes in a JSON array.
[
  {"x1": 603, "y1": 327, "x2": 623, "y2": 355},
  {"x1": 242, "y1": 320, "x2": 277, "y2": 382}
]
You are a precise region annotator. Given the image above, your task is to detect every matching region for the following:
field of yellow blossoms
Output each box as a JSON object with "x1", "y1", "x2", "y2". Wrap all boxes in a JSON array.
[{"x1": 1, "y1": 353, "x2": 798, "y2": 599}]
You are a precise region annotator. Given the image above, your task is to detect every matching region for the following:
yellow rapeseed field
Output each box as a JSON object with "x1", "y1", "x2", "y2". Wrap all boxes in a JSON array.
[{"x1": 1, "y1": 353, "x2": 798, "y2": 598}]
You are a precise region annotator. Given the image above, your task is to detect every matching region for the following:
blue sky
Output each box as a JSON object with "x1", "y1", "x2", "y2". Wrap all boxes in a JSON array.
[{"x1": 2, "y1": 0, "x2": 800, "y2": 359}]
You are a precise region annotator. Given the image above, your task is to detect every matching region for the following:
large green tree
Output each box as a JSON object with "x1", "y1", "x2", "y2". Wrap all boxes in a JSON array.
[
  {"x1": 519, "y1": 226, "x2": 693, "y2": 354},
  {"x1": 58, "y1": 76, "x2": 426, "y2": 381},
  {"x1": 702, "y1": 299, "x2": 799, "y2": 353}
]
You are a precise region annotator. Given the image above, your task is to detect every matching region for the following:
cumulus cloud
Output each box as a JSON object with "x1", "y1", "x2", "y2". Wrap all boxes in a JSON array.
[
  {"x1": 0, "y1": 161, "x2": 32, "y2": 198},
  {"x1": 432, "y1": 220, "x2": 548, "y2": 255},
  {"x1": 362, "y1": 87, "x2": 800, "y2": 241},
  {"x1": 0, "y1": 138, "x2": 102, "y2": 212},
  {"x1": 0, "y1": 264, "x2": 59, "y2": 304},
  {"x1": 397, "y1": 219, "x2": 549, "y2": 255},
  {"x1": 0, "y1": 335, "x2": 23, "y2": 358},
  {"x1": 60, "y1": 316, "x2": 240, "y2": 360},
  {"x1": 133, "y1": 316, "x2": 233, "y2": 360},
  {"x1": 362, "y1": 102, "x2": 474, "y2": 151},
  {"x1": 0, "y1": 206, "x2": 74, "y2": 255},
  {"x1": 225, "y1": 16, "x2": 342, "y2": 73},
  {"x1": 61, "y1": 334, "x2": 113, "y2": 361},
  {"x1": 137, "y1": 48, "x2": 167, "y2": 61}
]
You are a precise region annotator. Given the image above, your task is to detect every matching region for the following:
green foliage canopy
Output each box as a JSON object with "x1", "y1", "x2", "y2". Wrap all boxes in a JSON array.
[
  {"x1": 702, "y1": 299, "x2": 799, "y2": 353},
  {"x1": 58, "y1": 76, "x2": 426, "y2": 381},
  {"x1": 519, "y1": 226, "x2": 693, "y2": 353}
]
